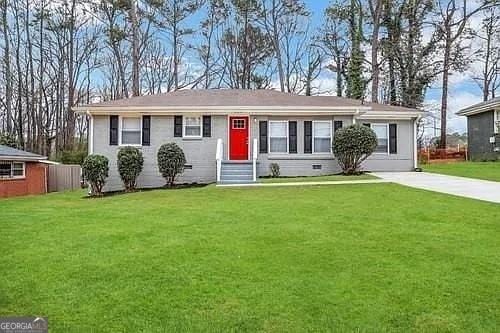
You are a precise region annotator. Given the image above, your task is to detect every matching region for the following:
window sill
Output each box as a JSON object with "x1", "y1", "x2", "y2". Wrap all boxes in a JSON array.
[
  {"x1": 0, "y1": 177, "x2": 26, "y2": 181},
  {"x1": 119, "y1": 144, "x2": 142, "y2": 147},
  {"x1": 182, "y1": 137, "x2": 203, "y2": 141},
  {"x1": 267, "y1": 154, "x2": 335, "y2": 160}
]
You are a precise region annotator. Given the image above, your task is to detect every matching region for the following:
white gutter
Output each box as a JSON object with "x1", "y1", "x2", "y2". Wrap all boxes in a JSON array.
[
  {"x1": 74, "y1": 105, "x2": 372, "y2": 113},
  {"x1": 457, "y1": 102, "x2": 500, "y2": 116}
]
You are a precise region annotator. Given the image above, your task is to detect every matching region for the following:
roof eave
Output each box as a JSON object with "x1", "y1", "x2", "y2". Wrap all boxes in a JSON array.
[
  {"x1": 0, "y1": 155, "x2": 47, "y2": 161},
  {"x1": 358, "y1": 110, "x2": 426, "y2": 119},
  {"x1": 74, "y1": 105, "x2": 371, "y2": 115},
  {"x1": 457, "y1": 102, "x2": 500, "y2": 116}
]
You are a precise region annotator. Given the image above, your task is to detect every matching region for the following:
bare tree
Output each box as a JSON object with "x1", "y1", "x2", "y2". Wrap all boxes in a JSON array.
[{"x1": 471, "y1": 6, "x2": 500, "y2": 101}]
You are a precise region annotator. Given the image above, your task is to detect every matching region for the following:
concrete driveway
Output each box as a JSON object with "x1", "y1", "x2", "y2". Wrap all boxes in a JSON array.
[{"x1": 373, "y1": 172, "x2": 500, "y2": 204}]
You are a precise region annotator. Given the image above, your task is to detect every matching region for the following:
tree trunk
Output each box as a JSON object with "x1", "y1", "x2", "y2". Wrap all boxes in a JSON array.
[
  {"x1": 65, "y1": 0, "x2": 77, "y2": 150},
  {"x1": 130, "y1": 0, "x2": 140, "y2": 96},
  {"x1": 439, "y1": 42, "x2": 451, "y2": 149},
  {"x1": 2, "y1": 0, "x2": 12, "y2": 134},
  {"x1": 369, "y1": 0, "x2": 382, "y2": 103}
]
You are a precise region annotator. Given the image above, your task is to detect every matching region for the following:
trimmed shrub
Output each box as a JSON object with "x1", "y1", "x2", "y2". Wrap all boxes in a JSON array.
[
  {"x1": 270, "y1": 163, "x2": 280, "y2": 177},
  {"x1": 82, "y1": 154, "x2": 109, "y2": 196},
  {"x1": 333, "y1": 124, "x2": 377, "y2": 175},
  {"x1": 117, "y1": 146, "x2": 144, "y2": 191},
  {"x1": 59, "y1": 149, "x2": 88, "y2": 165},
  {"x1": 157, "y1": 143, "x2": 186, "y2": 187}
]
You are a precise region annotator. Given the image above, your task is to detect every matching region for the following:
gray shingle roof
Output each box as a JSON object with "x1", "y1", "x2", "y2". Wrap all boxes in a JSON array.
[
  {"x1": 0, "y1": 145, "x2": 46, "y2": 160},
  {"x1": 77, "y1": 89, "x2": 418, "y2": 112}
]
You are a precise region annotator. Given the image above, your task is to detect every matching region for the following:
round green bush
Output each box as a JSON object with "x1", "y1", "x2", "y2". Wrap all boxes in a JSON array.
[
  {"x1": 157, "y1": 143, "x2": 186, "y2": 187},
  {"x1": 333, "y1": 124, "x2": 377, "y2": 175},
  {"x1": 82, "y1": 154, "x2": 109, "y2": 196},
  {"x1": 117, "y1": 146, "x2": 144, "y2": 191}
]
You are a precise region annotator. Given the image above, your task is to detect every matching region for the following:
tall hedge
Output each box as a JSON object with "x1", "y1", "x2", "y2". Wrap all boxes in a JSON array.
[
  {"x1": 117, "y1": 146, "x2": 144, "y2": 191},
  {"x1": 82, "y1": 154, "x2": 109, "y2": 196},
  {"x1": 157, "y1": 143, "x2": 186, "y2": 187},
  {"x1": 333, "y1": 124, "x2": 377, "y2": 175}
]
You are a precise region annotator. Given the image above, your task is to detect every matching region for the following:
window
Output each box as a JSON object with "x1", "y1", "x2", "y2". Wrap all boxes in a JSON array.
[
  {"x1": 0, "y1": 161, "x2": 25, "y2": 179},
  {"x1": 269, "y1": 121, "x2": 288, "y2": 153},
  {"x1": 313, "y1": 121, "x2": 332, "y2": 153},
  {"x1": 232, "y1": 119, "x2": 246, "y2": 129},
  {"x1": 120, "y1": 117, "x2": 141, "y2": 145},
  {"x1": 183, "y1": 116, "x2": 202, "y2": 138},
  {"x1": 372, "y1": 123, "x2": 389, "y2": 153}
]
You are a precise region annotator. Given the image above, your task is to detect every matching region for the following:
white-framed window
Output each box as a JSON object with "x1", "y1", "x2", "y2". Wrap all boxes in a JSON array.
[
  {"x1": 313, "y1": 121, "x2": 332, "y2": 153},
  {"x1": 232, "y1": 118, "x2": 246, "y2": 129},
  {"x1": 120, "y1": 116, "x2": 142, "y2": 145},
  {"x1": 183, "y1": 116, "x2": 202, "y2": 138},
  {"x1": 372, "y1": 123, "x2": 389, "y2": 154},
  {"x1": 269, "y1": 121, "x2": 288, "y2": 153},
  {"x1": 0, "y1": 161, "x2": 25, "y2": 179}
]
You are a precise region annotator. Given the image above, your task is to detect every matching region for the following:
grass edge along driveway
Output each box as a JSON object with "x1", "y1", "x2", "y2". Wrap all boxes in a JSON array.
[
  {"x1": 1, "y1": 184, "x2": 499, "y2": 332},
  {"x1": 423, "y1": 161, "x2": 500, "y2": 182}
]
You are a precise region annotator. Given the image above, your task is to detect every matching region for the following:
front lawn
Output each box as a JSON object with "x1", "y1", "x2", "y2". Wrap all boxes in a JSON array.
[
  {"x1": 260, "y1": 173, "x2": 377, "y2": 183},
  {"x1": 423, "y1": 161, "x2": 500, "y2": 182},
  {"x1": 1, "y1": 185, "x2": 499, "y2": 332}
]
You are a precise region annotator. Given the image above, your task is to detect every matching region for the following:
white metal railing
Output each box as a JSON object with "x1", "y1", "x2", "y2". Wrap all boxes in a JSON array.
[
  {"x1": 216, "y1": 138, "x2": 223, "y2": 182},
  {"x1": 252, "y1": 138, "x2": 258, "y2": 182}
]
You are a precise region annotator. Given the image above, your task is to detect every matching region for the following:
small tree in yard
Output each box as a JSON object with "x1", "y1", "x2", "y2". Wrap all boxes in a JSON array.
[
  {"x1": 0, "y1": 133, "x2": 17, "y2": 148},
  {"x1": 157, "y1": 143, "x2": 186, "y2": 187},
  {"x1": 82, "y1": 154, "x2": 109, "y2": 196},
  {"x1": 117, "y1": 146, "x2": 144, "y2": 191},
  {"x1": 333, "y1": 124, "x2": 377, "y2": 175}
]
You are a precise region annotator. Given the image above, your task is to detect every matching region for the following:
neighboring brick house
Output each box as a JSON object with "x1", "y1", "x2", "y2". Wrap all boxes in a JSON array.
[{"x1": 0, "y1": 145, "x2": 48, "y2": 198}]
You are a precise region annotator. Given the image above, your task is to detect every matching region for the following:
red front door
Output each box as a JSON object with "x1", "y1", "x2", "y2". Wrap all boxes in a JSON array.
[{"x1": 229, "y1": 116, "x2": 249, "y2": 160}]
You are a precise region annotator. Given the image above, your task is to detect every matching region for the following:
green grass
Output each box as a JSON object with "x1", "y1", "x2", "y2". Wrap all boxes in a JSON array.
[
  {"x1": 1, "y1": 185, "x2": 500, "y2": 332},
  {"x1": 260, "y1": 173, "x2": 377, "y2": 183},
  {"x1": 423, "y1": 161, "x2": 500, "y2": 182}
]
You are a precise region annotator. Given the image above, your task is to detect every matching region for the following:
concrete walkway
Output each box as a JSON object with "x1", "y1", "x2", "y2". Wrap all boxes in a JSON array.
[
  {"x1": 217, "y1": 179, "x2": 389, "y2": 187},
  {"x1": 373, "y1": 172, "x2": 500, "y2": 204}
]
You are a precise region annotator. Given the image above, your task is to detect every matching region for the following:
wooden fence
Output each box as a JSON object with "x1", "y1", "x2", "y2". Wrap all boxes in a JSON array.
[{"x1": 47, "y1": 164, "x2": 81, "y2": 192}]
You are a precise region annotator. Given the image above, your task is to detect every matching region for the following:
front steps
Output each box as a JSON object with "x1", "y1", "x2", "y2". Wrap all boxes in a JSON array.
[{"x1": 219, "y1": 161, "x2": 255, "y2": 184}]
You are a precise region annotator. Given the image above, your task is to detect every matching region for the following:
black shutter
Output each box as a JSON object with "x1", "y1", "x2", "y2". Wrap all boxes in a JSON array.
[
  {"x1": 142, "y1": 115, "x2": 151, "y2": 146},
  {"x1": 304, "y1": 121, "x2": 312, "y2": 154},
  {"x1": 363, "y1": 123, "x2": 371, "y2": 128},
  {"x1": 174, "y1": 116, "x2": 183, "y2": 137},
  {"x1": 203, "y1": 116, "x2": 211, "y2": 137},
  {"x1": 389, "y1": 123, "x2": 397, "y2": 154},
  {"x1": 334, "y1": 120, "x2": 343, "y2": 132},
  {"x1": 109, "y1": 115, "x2": 118, "y2": 145},
  {"x1": 289, "y1": 121, "x2": 297, "y2": 154},
  {"x1": 259, "y1": 121, "x2": 268, "y2": 153}
]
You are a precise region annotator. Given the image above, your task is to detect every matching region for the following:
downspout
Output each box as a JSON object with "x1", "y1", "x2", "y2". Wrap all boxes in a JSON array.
[
  {"x1": 414, "y1": 116, "x2": 420, "y2": 170},
  {"x1": 353, "y1": 109, "x2": 360, "y2": 124},
  {"x1": 87, "y1": 111, "x2": 94, "y2": 155},
  {"x1": 86, "y1": 110, "x2": 93, "y2": 195}
]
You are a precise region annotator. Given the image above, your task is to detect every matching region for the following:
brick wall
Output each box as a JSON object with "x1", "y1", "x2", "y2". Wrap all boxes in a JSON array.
[{"x1": 0, "y1": 162, "x2": 47, "y2": 198}]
